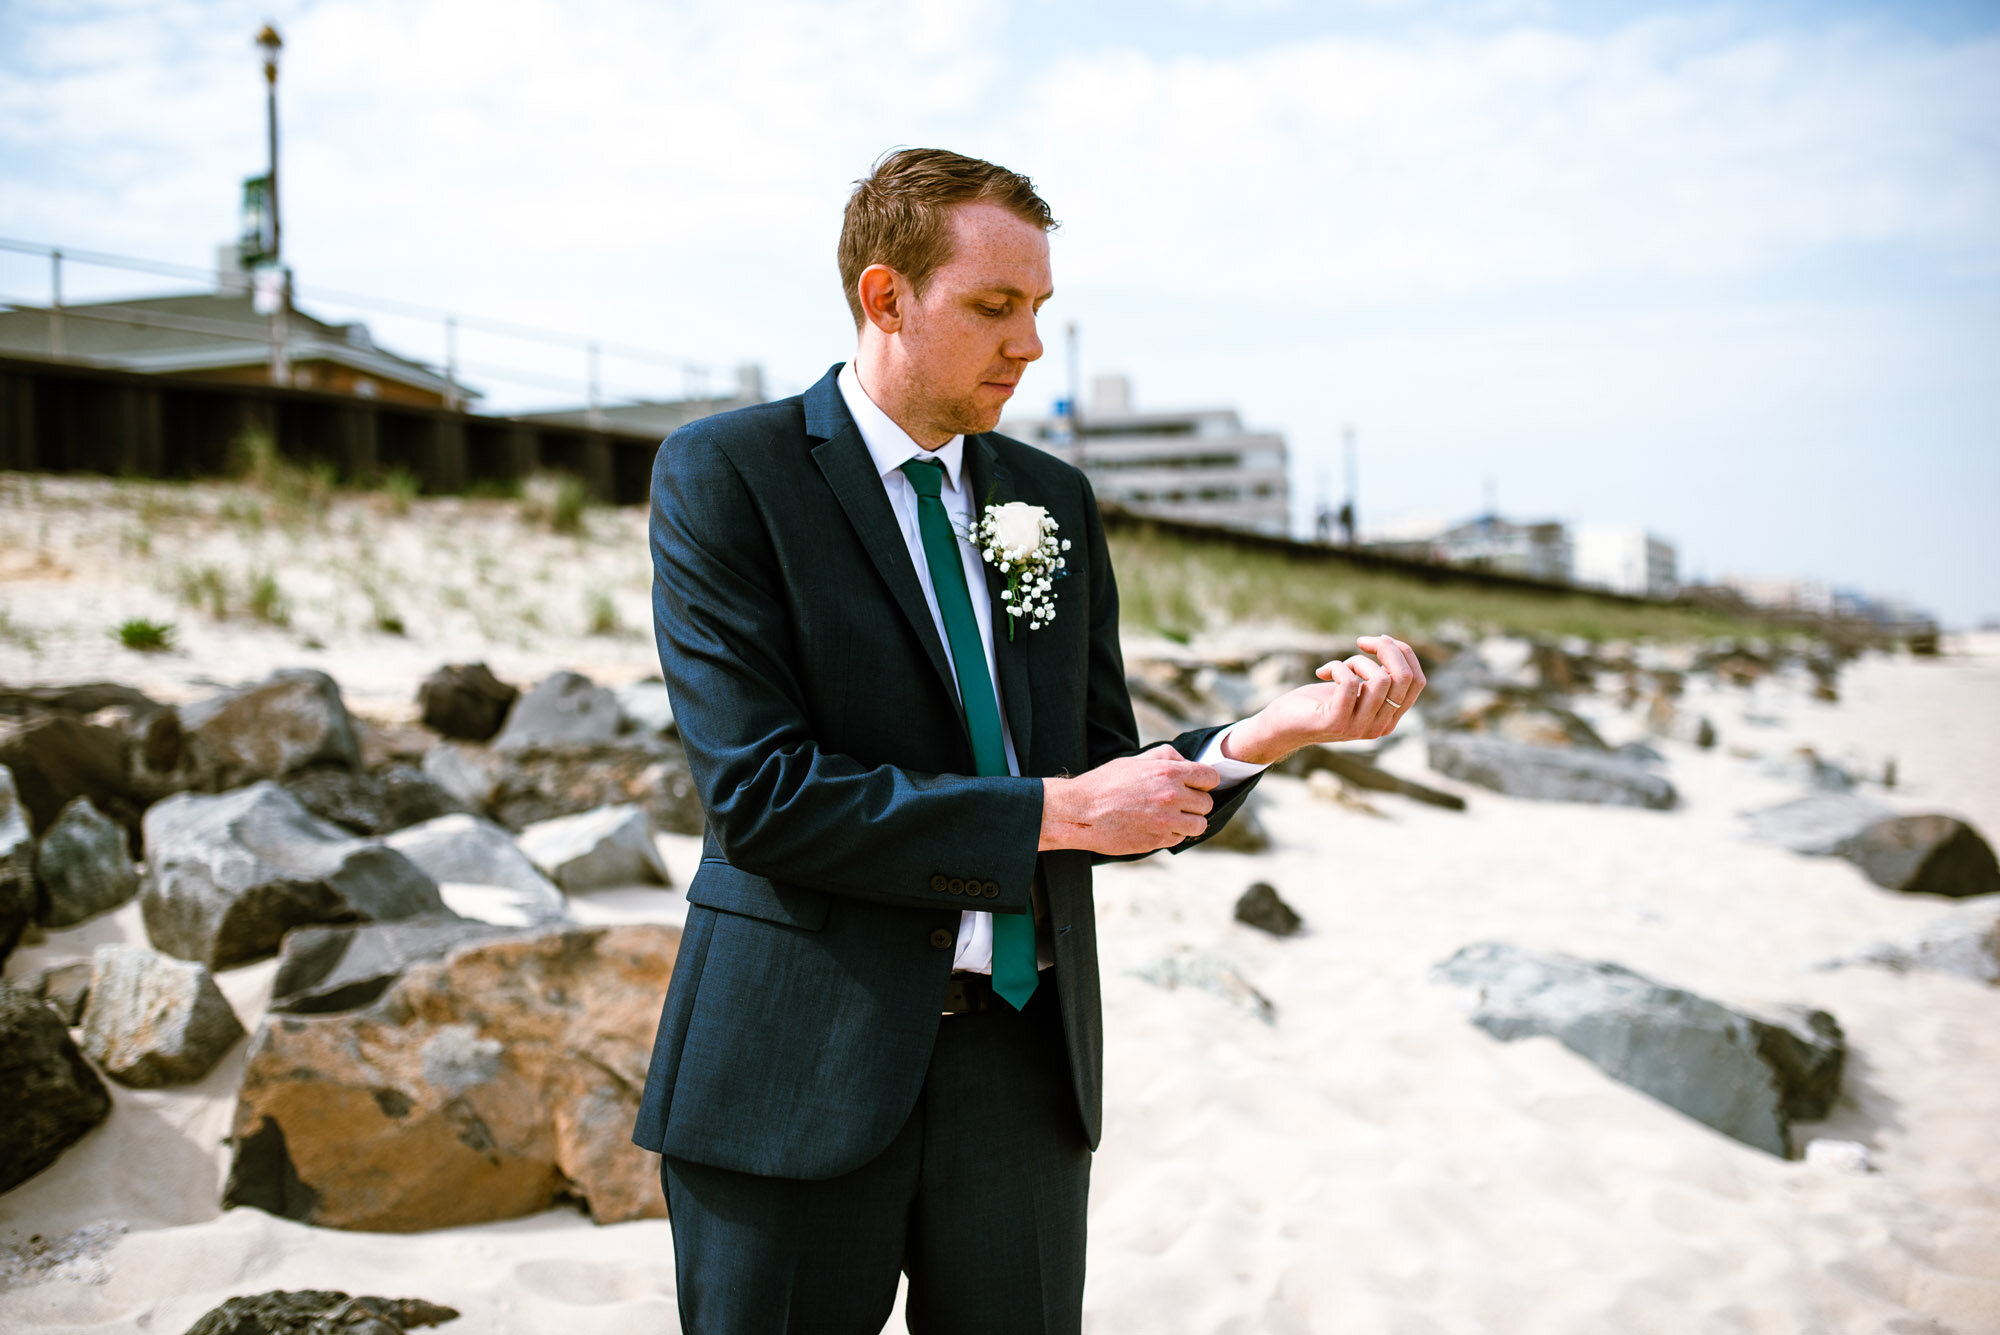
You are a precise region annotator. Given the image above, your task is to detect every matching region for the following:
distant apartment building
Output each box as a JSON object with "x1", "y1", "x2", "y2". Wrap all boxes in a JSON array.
[
  {"x1": 1433, "y1": 514, "x2": 1573, "y2": 583},
  {"x1": 1002, "y1": 375, "x2": 1290, "y2": 536},
  {"x1": 515, "y1": 364, "x2": 767, "y2": 438},
  {"x1": 1572, "y1": 526, "x2": 1678, "y2": 598}
]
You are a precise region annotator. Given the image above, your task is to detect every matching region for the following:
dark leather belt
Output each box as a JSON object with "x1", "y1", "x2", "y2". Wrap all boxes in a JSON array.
[{"x1": 942, "y1": 972, "x2": 1002, "y2": 1015}]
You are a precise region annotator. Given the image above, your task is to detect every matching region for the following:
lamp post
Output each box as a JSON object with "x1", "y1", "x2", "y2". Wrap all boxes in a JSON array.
[{"x1": 254, "y1": 23, "x2": 289, "y2": 385}]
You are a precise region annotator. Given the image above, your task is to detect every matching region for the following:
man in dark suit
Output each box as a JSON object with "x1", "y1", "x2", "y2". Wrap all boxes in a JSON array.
[{"x1": 634, "y1": 148, "x2": 1425, "y2": 1333}]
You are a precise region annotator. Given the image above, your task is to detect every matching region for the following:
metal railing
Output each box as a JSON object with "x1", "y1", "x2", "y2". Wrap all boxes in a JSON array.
[{"x1": 0, "y1": 235, "x2": 738, "y2": 417}]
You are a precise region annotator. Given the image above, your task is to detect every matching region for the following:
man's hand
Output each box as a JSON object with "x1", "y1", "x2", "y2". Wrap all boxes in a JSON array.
[
  {"x1": 1220, "y1": 634, "x2": 1428, "y2": 766},
  {"x1": 1040, "y1": 749, "x2": 1221, "y2": 855}
]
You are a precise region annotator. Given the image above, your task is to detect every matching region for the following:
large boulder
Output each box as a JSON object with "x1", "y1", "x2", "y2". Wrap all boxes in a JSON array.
[
  {"x1": 1432, "y1": 942, "x2": 1843, "y2": 1157},
  {"x1": 140, "y1": 783, "x2": 446, "y2": 969},
  {"x1": 1836, "y1": 815, "x2": 2000, "y2": 900},
  {"x1": 1427, "y1": 736, "x2": 1676, "y2": 809},
  {"x1": 516, "y1": 805, "x2": 668, "y2": 892},
  {"x1": 224, "y1": 924, "x2": 678, "y2": 1230},
  {"x1": 0, "y1": 981, "x2": 111, "y2": 1194},
  {"x1": 0, "y1": 714, "x2": 138, "y2": 839},
  {"x1": 80, "y1": 943, "x2": 245, "y2": 1087},
  {"x1": 270, "y1": 916, "x2": 518, "y2": 1014},
  {"x1": 35, "y1": 797, "x2": 139, "y2": 927},
  {"x1": 491, "y1": 671, "x2": 624, "y2": 752},
  {"x1": 385, "y1": 814, "x2": 566, "y2": 918},
  {"x1": 613, "y1": 679, "x2": 677, "y2": 738},
  {"x1": 418, "y1": 662, "x2": 519, "y2": 743},
  {"x1": 1, "y1": 766, "x2": 36, "y2": 964},
  {"x1": 420, "y1": 742, "x2": 505, "y2": 812},
  {"x1": 281, "y1": 763, "x2": 469, "y2": 837},
  {"x1": 1740, "y1": 792, "x2": 1895, "y2": 855},
  {"x1": 184, "y1": 1290, "x2": 460, "y2": 1335},
  {"x1": 178, "y1": 668, "x2": 361, "y2": 791},
  {"x1": 1821, "y1": 896, "x2": 2000, "y2": 985}
]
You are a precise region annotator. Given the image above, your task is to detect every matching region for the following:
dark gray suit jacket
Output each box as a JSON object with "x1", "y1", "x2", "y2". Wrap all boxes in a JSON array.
[{"x1": 631, "y1": 365, "x2": 1260, "y2": 1180}]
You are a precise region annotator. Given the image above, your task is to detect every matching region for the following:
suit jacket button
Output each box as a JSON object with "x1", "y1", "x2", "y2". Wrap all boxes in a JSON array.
[
  {"x1": 983, "y1": 881, "x2": 1000, "y2": 899},
  {"x1": 931, "y1": 874, "x2": 949, "y2": 893},
  {"x1": 929, "y1": 929, "x2": 954, "y2": 950},
  {"x1": 948, "y1": 878, "x2": 965, "y2": 896}
]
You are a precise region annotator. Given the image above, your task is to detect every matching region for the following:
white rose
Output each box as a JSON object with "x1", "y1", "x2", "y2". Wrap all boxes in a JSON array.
[{"x1": 991, "y1": 503, "x2": 1048, "y2": 556}]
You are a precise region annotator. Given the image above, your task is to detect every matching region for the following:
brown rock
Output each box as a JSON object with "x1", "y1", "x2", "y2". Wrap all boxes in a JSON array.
[
  {"x1": 0, "y1": 981, "x2": 111, "y2": 1194},
  {"x1": 178, "y1": 668, "x2": 361, "y2": 792},
  {"x1": 417, "y1": 663, "x2": 519, "y2": 743},
  {"x1": 487, "y1": 744, "x2": 704, "y2": 836},
  {"x1": 81, "y1": 943, "x2": 246, "y2": 1087},
  {"x1": 1838, "y1": 815, "x2": 2000, "y2": 900},
  {"x1": 225, "y1": 924, "x2": 677, "y2": 1231},
  {"x1": 0, "y1": 715, "x2": 138, "y2": 839}
]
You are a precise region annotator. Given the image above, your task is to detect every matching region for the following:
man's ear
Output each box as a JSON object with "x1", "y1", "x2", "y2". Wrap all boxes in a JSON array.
[{"x1": 857, "y1": 264, "x2": 905, "y2": 334}]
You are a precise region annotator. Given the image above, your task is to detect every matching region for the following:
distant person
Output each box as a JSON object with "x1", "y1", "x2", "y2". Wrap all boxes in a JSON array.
[{"x1": 633, "y1": 147, "x2": 1427, "y2": 1332}]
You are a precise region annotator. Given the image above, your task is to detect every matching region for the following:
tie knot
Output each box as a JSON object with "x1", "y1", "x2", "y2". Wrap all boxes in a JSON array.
[{"x1": 900, "y1": 457, "x2": 945, "y2": 498}]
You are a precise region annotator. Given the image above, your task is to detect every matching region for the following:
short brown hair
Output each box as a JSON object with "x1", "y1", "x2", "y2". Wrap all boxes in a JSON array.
[{"x1": 838, "y1": 148, "x2": 1057, "y2": 327}]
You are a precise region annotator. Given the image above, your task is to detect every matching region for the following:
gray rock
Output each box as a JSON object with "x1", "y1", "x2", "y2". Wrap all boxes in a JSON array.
[
  {"x1": 491, "y1": 671, "x2": 623, "y2": 752},
  {"x1": 486, "y1": 743, "x2": 705, "y2": 836},
  {"x1": 0, "y1": 716, "x2": 137, "y2": 845},
  {"x1": 1234, "y1": 882, "x2": 1302, "y2": 937},
  {"x1": 270, "y1": 915, "x2": 517, "y2": 1014},
  {"x1": 420, "y1": 742, "x2": 504, "y2": 813},
  {"x1": 1432, "y1": 941, "x2": 1843, "y2": 1157},
  {"x1": 613, "y1": 679, "x2": 677, "y2": 737},
  {"x1": 1427, "y1": 736, "x2": 1676, "y2": 809},
  {"x1": 1277, "y1": 744, "x2": 1467, "y2": 811},
  {"x1": 35, "y1": 959, "x2": 92, "y2": 1025},
  {"x1": 385, "y1": 814, "x2": 565, "y2": 916},
  {"x1": 178, "y1": 668, "x2": 361, "y2": 791},
  {"x1": 35, "y1": 797, "x2": 139, "y2": 927},
  {"x1": 0, "y1": 766, "x2": 35, "y2": 964},
  {"x1": 418, "y1": 662, "x2": 519, "y2": 743},
  {"x1": 1615, "y1": 740, "x2": 1665, "y2": 766},
  {"x1": 1740, "y1": 792, "x2": 1895, "y2": 855},
  {"x1": 1821, "y1": 895, "x2": 2000, "y2": 985},
  {"x1": 1132, "y1": 947, "x2": 1275, "y2": 1024},
  {"x1": 80, "y1": 943, "x2": 245, "y2": 1087},
  {"x1": 183, "y1": 1289, "x2": 460, "y2": 1334},
  {"x1": 0, "y1": 980, "x2": 111, "y2": 1194},
  {"x1": 516, "y1": 805, "x2": 669, "y2": 892},
  {"x1": 1837, "y1": 815, "x2": 2000, "y2": 900},
  {"x1": 281, "y1": 763, "x2": 470, "y2": 836},
  {"x1": 140, "y1": 782, "x2": 446, "y2": 969}
]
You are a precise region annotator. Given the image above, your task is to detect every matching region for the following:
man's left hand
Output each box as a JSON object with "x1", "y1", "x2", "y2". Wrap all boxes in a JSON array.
[{"x1": 1218, "y1": 634, "x2": 1428, "y2": 766}]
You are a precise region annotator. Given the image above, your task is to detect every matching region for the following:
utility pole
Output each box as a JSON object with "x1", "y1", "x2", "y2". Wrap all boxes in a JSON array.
[
  {"x1": 1339, "y1": 423, "x2": 1358, "y2": 546},
  {"x1": 256, "y1": 24, "x2": 289, "y2": 386},
  {"x1": 48, "y1": 249, "x2": 63, "y2": 358},
  {"x1": 1064, "y1": 320, "x2": 1082, "y2": 468}
]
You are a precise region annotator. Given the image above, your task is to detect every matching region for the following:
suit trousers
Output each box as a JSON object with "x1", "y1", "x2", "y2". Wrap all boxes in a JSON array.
[{"x1": 661, "y1": 981, "x2": 1091, "y2": 1334}]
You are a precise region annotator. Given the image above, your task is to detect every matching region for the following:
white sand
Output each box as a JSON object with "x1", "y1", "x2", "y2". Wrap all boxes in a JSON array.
[{"x1": 2, "y1": 476, "x2": 1996, "y2": 1332}]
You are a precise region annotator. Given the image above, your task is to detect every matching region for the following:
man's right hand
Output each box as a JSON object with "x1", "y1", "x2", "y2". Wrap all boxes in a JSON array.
[{"x1": 1039, "y1": 749, "x2": 1221, "y2": 855}]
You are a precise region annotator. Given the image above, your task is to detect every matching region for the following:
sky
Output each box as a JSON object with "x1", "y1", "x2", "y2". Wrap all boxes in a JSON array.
[{"x1": 2, "y1": 0, "x2": 1996, "y2": 626}]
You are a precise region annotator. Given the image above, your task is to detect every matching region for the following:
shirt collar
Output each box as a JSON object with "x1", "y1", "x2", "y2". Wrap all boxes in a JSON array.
[{"x1": 837, "y1": 358, "x2": 967, "y2": 492}]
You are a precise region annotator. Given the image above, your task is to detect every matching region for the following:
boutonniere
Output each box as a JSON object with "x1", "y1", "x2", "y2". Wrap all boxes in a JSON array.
[{"x1": 976, "y1": 501, "x2": 1069, "y2": 639}]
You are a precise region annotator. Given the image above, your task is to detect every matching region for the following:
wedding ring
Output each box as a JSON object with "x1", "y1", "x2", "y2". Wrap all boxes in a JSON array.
[{"x1": 1386, "y1": 698, "x2": 1404, "y2": 709}]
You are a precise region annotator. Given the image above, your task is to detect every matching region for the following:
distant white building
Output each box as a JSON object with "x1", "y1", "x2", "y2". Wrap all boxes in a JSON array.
[
  {"x1": 1002, "y1": 375, "x2": 1290, "y2": 536},
  {"x1": 1433, "y1": 514, "x2": 1573, "y2": 583},
  {"x1": 1573, "y1": 526, "x2": 1677, "y2": 598}
]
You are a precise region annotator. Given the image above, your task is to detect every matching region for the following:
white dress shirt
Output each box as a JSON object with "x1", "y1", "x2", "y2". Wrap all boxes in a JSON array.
[{"x1": 836, "y1": 360, "x2": 1267, "y2": 973}]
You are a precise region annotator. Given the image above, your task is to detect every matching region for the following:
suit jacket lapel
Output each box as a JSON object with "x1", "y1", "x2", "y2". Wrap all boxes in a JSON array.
[
  {"x1": 964, "y1": 434, "x2": 1035, "y2": 770},
  {"x1": 805, "y1": 371, "x2": 961, "y2": 712}
]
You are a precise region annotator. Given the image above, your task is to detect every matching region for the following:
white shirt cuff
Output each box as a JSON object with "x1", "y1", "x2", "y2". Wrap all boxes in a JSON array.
[{"x1": 1196, "y1": 723, "x2": 1269, "y2": 786}]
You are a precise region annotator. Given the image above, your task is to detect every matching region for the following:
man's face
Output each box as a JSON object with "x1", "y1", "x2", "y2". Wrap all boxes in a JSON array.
[{"x1": 895, "y1": 202, "x2": 1052, "y2": 441}]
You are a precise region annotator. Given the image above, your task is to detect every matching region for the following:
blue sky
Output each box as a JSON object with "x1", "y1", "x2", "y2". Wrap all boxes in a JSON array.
[{"x1": 3, "y1": 0, "x2": 1996, "y2": 625}]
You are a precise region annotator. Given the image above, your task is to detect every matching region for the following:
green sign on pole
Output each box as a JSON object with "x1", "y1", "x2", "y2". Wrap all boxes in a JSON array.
[{"x1": 239, "y1": 174, "x2": 275, "y2": 267}]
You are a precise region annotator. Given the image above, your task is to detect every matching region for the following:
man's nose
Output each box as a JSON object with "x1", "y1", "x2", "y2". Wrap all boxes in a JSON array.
[{"x1": 1007, "y1": 316, "x2": 1044, "y2": 364}]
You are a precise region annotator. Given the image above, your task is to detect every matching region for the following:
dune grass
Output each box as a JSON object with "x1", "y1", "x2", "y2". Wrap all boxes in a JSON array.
[{"x1": 1107, "y1": 524, "x2": 1759, "y2": 645}]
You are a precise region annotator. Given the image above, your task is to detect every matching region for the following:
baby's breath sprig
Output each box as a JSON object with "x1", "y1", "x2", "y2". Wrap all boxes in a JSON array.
[{"x1": 974, "y1": 502, "x2": 1069, "y2": 640}]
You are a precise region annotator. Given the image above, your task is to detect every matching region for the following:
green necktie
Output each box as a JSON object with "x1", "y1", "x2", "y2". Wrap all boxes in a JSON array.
[{"x1": 900, "y1": 457, "x2": 1038, "y2": 1010}]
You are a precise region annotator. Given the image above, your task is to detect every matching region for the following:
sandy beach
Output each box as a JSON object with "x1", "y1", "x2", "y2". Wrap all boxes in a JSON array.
[{"x1": 1, "y1": 476, "x2": 1995, "y2": 1333}]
